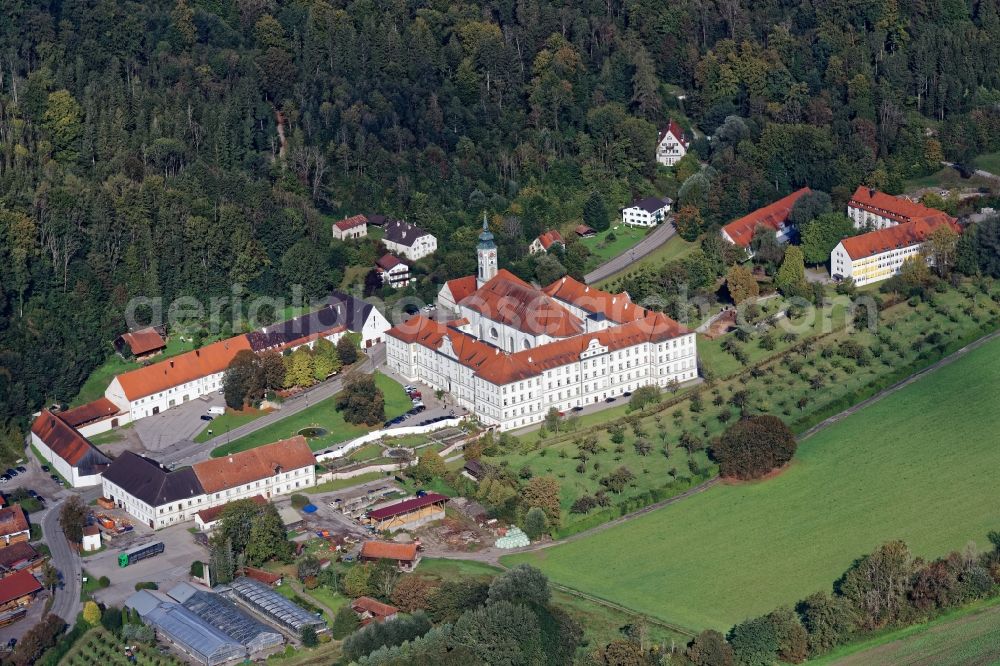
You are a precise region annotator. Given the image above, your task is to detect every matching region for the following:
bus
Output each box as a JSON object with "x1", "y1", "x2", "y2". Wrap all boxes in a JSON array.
[{"x1": 118, "y1": 542, "x2": 165, "y2": 568}]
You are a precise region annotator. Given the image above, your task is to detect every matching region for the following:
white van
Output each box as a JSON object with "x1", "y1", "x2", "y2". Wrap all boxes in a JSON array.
[{"x1": 208, "y1": 406, "x2": 226, "y2": 415}]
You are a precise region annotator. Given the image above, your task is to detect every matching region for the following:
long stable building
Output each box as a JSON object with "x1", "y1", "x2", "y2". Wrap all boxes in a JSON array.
[
  {"x1": 390, "y1": 220, "x2": 697, "y2": 431},
  {"x1": 102, "y1": 437, "x2": 316, "y2": 529}
]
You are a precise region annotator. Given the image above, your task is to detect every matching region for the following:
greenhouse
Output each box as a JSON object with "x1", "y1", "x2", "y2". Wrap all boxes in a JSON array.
[
  {"x1": 127, "y1": 591, "x2": 246, "y2": 666},
  {"x1": 169, "y1": 583, "x2": 284, "y2": 655},
  {"x1": 225, "y1": 577, "x2": 327, "y2": 634}
]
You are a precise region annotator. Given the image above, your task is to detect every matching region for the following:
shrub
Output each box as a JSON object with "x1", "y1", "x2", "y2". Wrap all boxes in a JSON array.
[
  {"x1": 290, "y1": 494, "x2": 309, "y2": 509},
  {"x1": 712, "y1": 415, "x2": 797, "y2": 480},
  {"x1": 133, "y1": 581, "x2": 158, "y2": 591},
  {"x1": 189, "y1": 561, "x2": 204, "y2": 578}
]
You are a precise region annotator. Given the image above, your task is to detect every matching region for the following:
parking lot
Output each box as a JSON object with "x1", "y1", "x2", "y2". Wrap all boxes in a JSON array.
[
  {"x1": 83, "y1": 522, "x2": 207, "y2": 607},
  {"x1": 379, "y1": 370, "x2": 468, "y2": 431},
  {"x1": 133, "y1": 392, "x2": 226, "y2": 453}
]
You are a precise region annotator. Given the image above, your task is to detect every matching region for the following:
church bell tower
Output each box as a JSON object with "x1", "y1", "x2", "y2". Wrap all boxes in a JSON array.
[{"x1": 477, "y1": 213, "x2": 497, "y2": 288}]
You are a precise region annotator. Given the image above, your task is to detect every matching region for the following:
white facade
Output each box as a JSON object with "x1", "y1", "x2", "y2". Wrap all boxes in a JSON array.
[
  {"x1": 622, "y1": 199, "x2": 671, "y2": 227},
  {"x1": 29, "y1": 431, "x2": 105, "y2": 488},
  {"x1": 385, "y1": 233, "x2": 437, "y2": 261},
  {"x1": 358, "y1": 307, "x2": 390, "y2": 348},
  {"x1": 831, "y1": 240, "x2": 926, "y2": 286},
  {"x1": 847, "y1": 204, "x2": 897, "y2": 231},
  {"x1": 379, "y1": 263, "x2": 412, "y2": 289},
  {"x1": 332, "y1": 221, "x2": 368, "y2": 241},
  {"x1": 656, "y1": 125, "x2": 687, "y2": 167},
  {"x1": 82, "y1": 530, "x2": 102, "y2": 552},
  {"x1": 387, "y1": 331, "x2": 697, "y2": 431},
  {"x1": 103, "y1": 464, "x2": 316, "y2": 530},
  {"x1": 105, "y1": 371, "x2": 225, "y2": 422}
]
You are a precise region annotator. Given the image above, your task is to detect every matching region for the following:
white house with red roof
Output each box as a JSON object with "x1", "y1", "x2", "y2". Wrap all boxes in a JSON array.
[
  {"x1": 375, "y1": 254, "x2": 412, "y2": 288},
  {"x1": 332, "y1": 214, "x2": 368, "y2": 240},
  {"x1": 389, "y1": 225, "x2": 698, "y2": 430},
  {"x1": 529, "y1": 230, "x2": 565, "y2": 254},
  {"x1": 656, "y1": 120, "x2": 688, "y2": 167},
  {"x1": 830, "y1": 218, "x2": 959, "y2": 286}
]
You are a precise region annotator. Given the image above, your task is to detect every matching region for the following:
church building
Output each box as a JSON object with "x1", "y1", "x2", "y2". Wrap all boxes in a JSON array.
[{"x1": 386, "y1": 219, "x2": 698, "y2": 431}]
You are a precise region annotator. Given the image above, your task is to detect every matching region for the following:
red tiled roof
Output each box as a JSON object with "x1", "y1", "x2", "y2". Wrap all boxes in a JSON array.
[
  {"x1": 244, "y1": 566, "x2": 282, "y2": 585},
  {"x1": 0, "y1": 569, "x2": 41, "y2": 605},
  {"x1": 367, "y1": 494, "x2": 448, "y2": 520},
  {"x1": 721, "y1": 187, "x2": 812, "y2": 247},
  {"x1": 334, "y1": 214, "x2": 368, "y2": 231},
  {"x1": 360, "y1": 541, "x2": 419, "y2": 561},
  {"x1": 388, "y1": 307, "x2": 690, "y2": 386},
  {"x1": 0, "y1": 506, "x2": 29, "y2": 539},
  {"x1": 575, "y1": 225, "x2": 596, "y2": 236},
  {"x1": 657, "y1": 120, "x2": 688, "y2": 148},
  {"x1": 0, "y1": 543, "x2": 39, "y2": 570},
  {"x1": 58, "y1": 398, "x2": 120, "y2": 428},
  {"x1": 83, "y1": 525, "x2": 100, "y2": 536},
  {"x1": 536, "y1": 230, "x2": 564, "y2": 250},
  {"x1": 193, "y1": 437, "x2": 315, "y2": 494},
  {"x1": 542, "y1": 276, "x2": 646, "y2": 324},
  {"x1": 839, "y1": 218, "x2": 960, "y2": 261},
  {"x1": 459, "y1": 270, "x2": 583, "y2": 337},
  {"x1": 848, "y1": 187, "x2": 956, "y2": 227},
  {"x1": 119, "y1": 327, "x2": 166, "y2": 356},
  {"x1": 351, "y1": 596, "x2": 398, "y2": 618},
  {"x1": 376, "y1": 254, "x2": 405, "y2": 271},
  {"x1": 443, "y1": 276, "x2": 477, "y2": 304},
  {"x1": 30, "y1": 411, "x2": 109, "y2": 468},
  {"x1": 195, "y1": 495, "x2": 267, "y2": 524},
  {"x1": 114, "y1": 335, "x2": 252, "y2": 401}
]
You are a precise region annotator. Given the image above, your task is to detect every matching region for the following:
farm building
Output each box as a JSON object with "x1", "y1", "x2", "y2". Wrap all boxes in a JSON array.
[
  {"x1": 114, "y1": 327, "x2": 167, "y2": 360},
  {"x1": 0, "y1": 569, "x2": 43, "y2": 622},
  {"x1": 0, "y1": 506, "x2": 30, "y2": 548},
  {"x1": 364, "y1": 493, "x2": 448, "y2": 532},
  {"x1": 0, "y1": 543, "x2": 42, "y2": 577},
  {"x1": 29, "y1": 410, "x2": 112, "y2": 486},
  {"x1": 167, "y1": 582, "x2": 284, "y2": 656},
  {"x1": 351, "y1": 597, "x2": 399, "y2": 624},
  {"x1": 359, "y1": 541, "x2": 421, "y2": 572},
  {"x1": 242, "y1": 567, "x2": 282, "y2": 587},
  {"x1": 56, "y1": 397, "x2": 122, "y2": 437},
  {"x1": 224, "y1": 577, "x2": 327, "y2": 635},
  {"x1": 126, "y1": 590, "x2": 246, "y2": 666}
]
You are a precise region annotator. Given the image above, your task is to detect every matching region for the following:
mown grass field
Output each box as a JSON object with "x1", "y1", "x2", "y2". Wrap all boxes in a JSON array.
[
  {"x1": 211, "y1": 372, "x2": 411, "y2": 456},
  {"x1": 815, "y1": 598, "x2": 1000, "y2": 665},
  {"x1": 596, "y1": 233, "x2": 698, "y2": 289},
  {"x1": 193, "y1": 406, "x2": 267, "y2": 443},
  {"x1": 488, "y1": 284, "x2": 1000, "y2": 534},
  {"x1": 505, "y1": 334, "x2": 1000, "y2": 631},
  {"x1": 581, "y1": 226, "x2": 651, "y2": 268}
]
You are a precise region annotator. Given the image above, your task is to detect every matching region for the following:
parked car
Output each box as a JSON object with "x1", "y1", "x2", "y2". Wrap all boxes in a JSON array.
[
  {"x1": 409, "y1": 391, "x2": 422, "y2": 399},
  {"x1": 403, "y1": 385, "x2": 416, "y2": 392},
  {"x1": 623, "y1": 391, "x2": 632, "y2": 397},
  {"x1": 50, "y1": 474, "x2": 60, "y2": 482},
  {"x1": 571, "y1": 406, "x2": 584, "y2": 412},
  {"x1": 15, "y1": 466, "x2": 26, "y2": 474},
  {"x1": 411, "y1": 401, "x2": 425, "y2": 409},
  {"x1": 40, "y1": 465, "x2": 49, "y2": 472},
  {"x1": 199, "y1": 414, "x2": 214, "y2": 422},
  {"x1": 605, "y1": 397, "x2": 616, "y2": 403},
  {"x1": 0, "y1": 476, "x2": 8, "y2": 484},
  {"x1": 7, "y1": 638, "x2": 15, "y2": 650}
]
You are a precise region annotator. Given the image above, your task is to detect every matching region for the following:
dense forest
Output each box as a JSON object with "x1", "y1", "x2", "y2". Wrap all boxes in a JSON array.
[{"x1": 2, "y1": 0, "x2": 1000, "y2": 442}]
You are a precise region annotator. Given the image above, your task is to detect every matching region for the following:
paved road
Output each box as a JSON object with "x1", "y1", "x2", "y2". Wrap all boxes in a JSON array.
[
  {"x1": 42, "y1": 500, "x2": 82, "y2": 623},
  {"x1": 584, "y1": 220, "x2": 676, "y2": 284},
  {"x1": 158, "y1": 347, "x2": 383, "y2": 467}
]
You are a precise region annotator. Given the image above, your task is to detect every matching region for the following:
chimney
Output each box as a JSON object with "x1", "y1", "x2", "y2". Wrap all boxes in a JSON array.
[
  {"x1": 195, "y1": 350, "x2": 200, "y2": 357},
  {"x1": 869, "y1": 187, "x2": 875, "y2": 198},
  {"x1": 169, "y1": 360, "x2": 174, "y2": 368}
]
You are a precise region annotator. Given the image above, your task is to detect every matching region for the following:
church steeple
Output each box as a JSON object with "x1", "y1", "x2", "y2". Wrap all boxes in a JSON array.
[{"x1": 476, "y1": 213, "x2": 497, "y2": 288}]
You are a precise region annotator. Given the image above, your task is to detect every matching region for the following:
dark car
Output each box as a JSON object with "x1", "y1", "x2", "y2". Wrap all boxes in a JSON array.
[
  {"x1": 200, "y1": 414, "x2": 213, "y2": 421},
  {"x1": 5, "y1": 469, "x2": 16, "y2": 477},
  {"x1": 40, "y1": 465, "x2": 49, "y2": 472},
  {"x1": 7, "y1": 638, "x2": 15, "y2": 650},
  {"x1": 15, "y1": 466, "x2": 26, "y2": 474},
  {"x1": 605, "y1": 397, "x2": 616, "y2": 403},
  {"x1": 50, "y1": 474, "x2": 60, "y2": 482},
  {"x1": 623, "y1": 391, "x2": 632, "y2": 397},
  {"x1": 571, "y1": 406, "x2": 584, "y2": 412},
  {"x1": 27, "y1": 490, "x2": 38, "y2": 498}
]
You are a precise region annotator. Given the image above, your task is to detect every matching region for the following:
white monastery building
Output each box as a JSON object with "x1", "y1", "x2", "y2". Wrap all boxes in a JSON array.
[
  {"x1": 621, "y1": 196, "x2": 672, "y2": 227},
  {"x1": 383, "y1": 220, "x2": 437, "y2": 261},
  {"x1": 655, "y1": 120, "x2": 688, "y2": 167},
  {"x1": 830, "y1": 217, "x2": 959, "y2": 286},
  {"x1": 389, "y1": 221, "x2": 698, "y2": 430}
]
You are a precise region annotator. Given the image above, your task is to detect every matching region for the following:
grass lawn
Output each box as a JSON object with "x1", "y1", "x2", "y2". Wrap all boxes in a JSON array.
[
  {"x1": 596, "y1": 233, "x2": 698, "y2": 290},
  {"x1": 71, "y1": 334, "x2": 221, "y2": 407},
  {"x1": 581, "y1": 226, "x2": 651, "y2": 268},
  {"x1": 88, "y1": 426, "x2": 128, "y2": 446},
  {"x1": 972, "y1": 150, "x2": 1000, "y2": 174},
  {"x1": 813, "y1": 597, "x2": 1000, "y2": 665},
  {"x1": 211, "y1": 372, "x2": 410, "y2": 457},
  {"x1": 504, "y1": 335, "x2": 1000, "y2": 631},
  {"x1": 349, "y1": 443, "x2": 384, "y2": 461},
  {"x1": 193, "y1": 407, "x2": 268, "y2": 443}
]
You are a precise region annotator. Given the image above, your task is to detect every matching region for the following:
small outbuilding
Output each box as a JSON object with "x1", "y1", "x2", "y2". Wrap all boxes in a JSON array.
[
  {"x1": 82, "y1": 525, "x2": 102, "y2": 552},
  {"x1": 351, "y1": 597, "x2": 399, "y2": 624},
  {"x1": 363, "y1": 493, "x2": 448, "y2": 532},
  {"x1": 359, "y1": 541, "x2": 421, "y2": 572}
]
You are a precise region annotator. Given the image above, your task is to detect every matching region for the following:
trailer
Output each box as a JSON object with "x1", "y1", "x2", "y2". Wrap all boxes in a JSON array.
[{"x1": 118, "y1": 541, "x2": 164, "y2": 568}]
